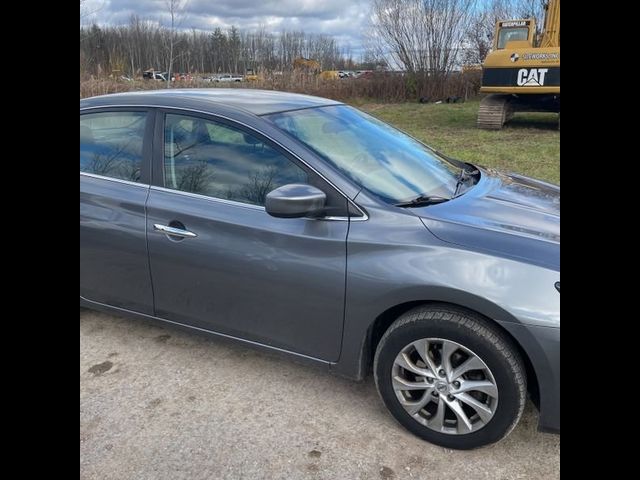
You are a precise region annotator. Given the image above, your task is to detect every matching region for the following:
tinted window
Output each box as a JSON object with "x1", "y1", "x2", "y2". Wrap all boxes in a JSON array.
[
  {"x1": 164, "y1": 114, "x2": 307, "y2": 206},
  {"x1": 80, "y1": 112, "x2": 147, "y2": 182}
]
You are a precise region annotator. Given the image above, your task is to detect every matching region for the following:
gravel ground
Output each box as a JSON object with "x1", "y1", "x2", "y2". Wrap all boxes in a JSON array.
[{"x1": 80, "y1": 309, "x2": 560, "y2": 480}]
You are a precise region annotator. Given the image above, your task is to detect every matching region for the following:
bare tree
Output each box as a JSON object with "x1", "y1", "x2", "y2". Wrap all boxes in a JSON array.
[
  {"x1": 175, "y1": 160, "x2": 214, "y2": 194},
  {"x1": 370, "y1": 0, "x2": 477, "y2": 75},
  {"x1": 165, "y1": 0, "x2": 188, "y2": 87},
  {"x1": 241, "y1": 166, "x2": 279, "y2": 205},
  {"x1": 80, "y1": 0, "x2": 105, "y2": 24},
  {"x1": 462, "y1": 0, "x2": 514, "y2": 64},
  {"x1": 516, "y1": 0, "x2": 546, "y2": 37}
]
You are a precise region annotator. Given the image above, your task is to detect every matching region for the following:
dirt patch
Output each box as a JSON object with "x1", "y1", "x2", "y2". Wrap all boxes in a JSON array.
[
  {"x1": 379, "y1": 466, "x2": 395, "y2": 479},
  {"x1": 88, "y1": 361, "x2": 113, "y2": 376},
  {"x1": 308, "y1": 450, "x2": 322, "y2": 459}
]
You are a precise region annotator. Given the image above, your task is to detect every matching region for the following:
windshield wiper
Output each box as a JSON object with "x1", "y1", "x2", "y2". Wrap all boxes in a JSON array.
[
  {"x1": 394, "y1": 194, "x2": 450, "y2": 208},
  {"x1": 453, "y1": 165, "x2": 480, "y2": 197}
]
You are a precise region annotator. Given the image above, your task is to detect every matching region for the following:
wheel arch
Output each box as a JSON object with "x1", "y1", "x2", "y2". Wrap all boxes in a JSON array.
[{"x1": 359, "y1": 298, "x2": 540, "y2": 409}]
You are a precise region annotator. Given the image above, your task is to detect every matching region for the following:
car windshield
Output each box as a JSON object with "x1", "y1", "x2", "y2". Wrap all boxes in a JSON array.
[{"x1": 266, "y1": 105, "x2": 459, "y2": 204}]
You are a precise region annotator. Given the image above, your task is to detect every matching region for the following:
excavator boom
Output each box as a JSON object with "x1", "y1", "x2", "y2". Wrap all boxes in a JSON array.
[{"x1": 541, "y1": 0, "x2": 560, "y2": 48}]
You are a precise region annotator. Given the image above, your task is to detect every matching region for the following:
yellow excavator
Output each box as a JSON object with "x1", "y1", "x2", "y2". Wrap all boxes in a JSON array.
[
  {"x1": 477, "y1": 0, "x2": 560, "y2": 129},
  {"x1": 293, "y1": 57, "x2": 321, "y2": 74}
]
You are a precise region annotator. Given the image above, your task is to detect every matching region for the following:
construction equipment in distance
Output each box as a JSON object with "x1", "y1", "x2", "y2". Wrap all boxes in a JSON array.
[
  {"x1": 293, "y1": 57, "x2": 321, "y2": 74},
  {"x1": 245, "y1": 69, "x2": 262, "y2": 82},
  {"x1": 477, "y1": 0, "x2": 560, "y2": 129}
]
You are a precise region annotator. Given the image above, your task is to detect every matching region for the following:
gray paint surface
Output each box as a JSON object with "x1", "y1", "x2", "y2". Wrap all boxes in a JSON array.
[
  {"x1": 80, "y1": 88, "x2": 342, "y2": 116},
  {"x1": 80, "y1": 176, "x2": 153, "y2": 314},
  {"x1": 146, "y1": 187, "x2": 348, "y2": 360},
  {"x1": 80, "y1": 89, "x2": 559, "y2": 432}
]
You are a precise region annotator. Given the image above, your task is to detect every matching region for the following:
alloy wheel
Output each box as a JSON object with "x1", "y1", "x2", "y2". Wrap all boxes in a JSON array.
[{"x1": 391, "y1": 338, "x2": 499, "y2": 435}]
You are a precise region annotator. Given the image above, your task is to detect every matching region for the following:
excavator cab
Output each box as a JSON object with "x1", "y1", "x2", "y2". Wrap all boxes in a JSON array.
[{"x1": 494, "y1": 19, "x2": 536, "y2": 50}]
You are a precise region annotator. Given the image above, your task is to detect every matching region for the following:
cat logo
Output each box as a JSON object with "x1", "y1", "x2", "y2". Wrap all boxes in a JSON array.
[{"x1": 516, "y1": 68, "x2": 548, "y2": 86}]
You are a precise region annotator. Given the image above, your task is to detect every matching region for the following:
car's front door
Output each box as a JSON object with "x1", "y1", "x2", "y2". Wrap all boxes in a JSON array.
[
  {"x1": 146, "y1": 111, "x2": 350, "y2": 361},
  {"x1": 80, "y1": 109, "x2": 154, "y2": 314}
]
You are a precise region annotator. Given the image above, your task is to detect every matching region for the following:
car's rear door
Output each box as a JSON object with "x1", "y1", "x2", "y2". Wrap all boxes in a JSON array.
[
  {"x1": 146, "y1": 110, "x2": 350, "y2": 361},
  {"x1": 80, "y1": 108, "x2": 155, "y2": 314}
]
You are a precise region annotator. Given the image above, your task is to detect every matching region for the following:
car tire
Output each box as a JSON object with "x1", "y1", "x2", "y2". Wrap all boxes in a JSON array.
[{"x1": 374, "y1": 304, "x2": 526, "y2": 450}]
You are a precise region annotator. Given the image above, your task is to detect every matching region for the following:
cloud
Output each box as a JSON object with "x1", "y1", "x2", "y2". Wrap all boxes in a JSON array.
[{"x1": 81, "y1": 0, "x2": 370, "y2": 55}]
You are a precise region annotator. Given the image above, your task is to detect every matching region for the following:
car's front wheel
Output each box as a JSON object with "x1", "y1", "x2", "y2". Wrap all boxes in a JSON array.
[{"x1": 374, "y1": 304, "x2": 526, "y2": 450}]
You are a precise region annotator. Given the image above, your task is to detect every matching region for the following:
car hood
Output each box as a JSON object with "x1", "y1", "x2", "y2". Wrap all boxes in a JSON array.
[{"x1": 416, "y1": 168, "x2": 559, "y2": 270}]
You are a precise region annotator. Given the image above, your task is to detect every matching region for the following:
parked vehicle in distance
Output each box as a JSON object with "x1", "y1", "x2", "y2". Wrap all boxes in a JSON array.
[
  {"x1": 355, "y1": 70, "x2": 374, "y2": 79},
  {"x1": 80, "y1": 89, "x2": 559, "y2": 450},
  {"x1": 212, "y1": 74, "x2": 243, "y2": 83},
  {"x1": 143, "y1": 70, "x2": 174, "y2": 82}
]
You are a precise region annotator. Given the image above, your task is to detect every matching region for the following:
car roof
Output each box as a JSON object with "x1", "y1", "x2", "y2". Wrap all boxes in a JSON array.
[{"x1": 80, "y1": 88, "x2": 343, "y2": 116}]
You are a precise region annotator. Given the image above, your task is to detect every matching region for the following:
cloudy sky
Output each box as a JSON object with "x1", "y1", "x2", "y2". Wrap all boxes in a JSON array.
[{"x1": 81, "y1": 0, "x2": 372, "y2": 55}]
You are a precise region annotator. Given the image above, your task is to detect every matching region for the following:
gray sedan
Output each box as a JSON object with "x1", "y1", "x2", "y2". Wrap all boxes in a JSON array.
[{"x1": 80, "y1": 89, "x2": 559, "y2": 450}]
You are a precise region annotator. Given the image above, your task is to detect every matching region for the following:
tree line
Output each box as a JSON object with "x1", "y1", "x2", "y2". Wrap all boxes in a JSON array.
[
  {"x1": 80, "y1": 0, "x2": 546, "y2": 98},
  {"x1": 80, "y1": 17, "x2": 366, "y2": 78}
]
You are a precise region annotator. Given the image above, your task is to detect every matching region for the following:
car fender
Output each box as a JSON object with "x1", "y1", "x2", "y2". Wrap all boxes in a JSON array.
[{"x1": 332, "y1": 211, "x2": 559, "y2": 380}]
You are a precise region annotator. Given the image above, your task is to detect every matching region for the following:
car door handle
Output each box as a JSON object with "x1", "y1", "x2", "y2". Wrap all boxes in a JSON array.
[{"x1": 153, "y1": 224, "x2": 198, "y2": 238}]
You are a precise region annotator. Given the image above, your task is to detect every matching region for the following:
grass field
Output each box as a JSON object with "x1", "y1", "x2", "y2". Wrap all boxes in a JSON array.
[{"x1": 358, "y1": 100, "x2": 560, "y2": 184}]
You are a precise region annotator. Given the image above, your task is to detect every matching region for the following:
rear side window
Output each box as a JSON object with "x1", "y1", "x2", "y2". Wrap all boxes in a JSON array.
[
  {"x1": 163, "y1": 114, "x2": 308, "y2": 206},
  {"x1": 80, "y1": 112, "x2": 147, "y2": 182}
]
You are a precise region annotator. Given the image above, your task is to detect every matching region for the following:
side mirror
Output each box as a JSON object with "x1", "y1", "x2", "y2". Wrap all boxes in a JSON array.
[{"x1": 265, "y1": 184, "x2": 326, "y2": 218}]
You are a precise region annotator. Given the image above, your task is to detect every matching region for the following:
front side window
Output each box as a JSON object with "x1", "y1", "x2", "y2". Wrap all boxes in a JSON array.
[
  {"x1": 164, "y1": 114, "x2": 307, "y2": 206},
  {"x1": 80, "y1": 111, "x2": 147, "y2": 182},
  {"x1": 266, "y1": 105, "x2": 459, "y2": 204},
  {"x1": 497, "y1": 27, "x2": 529, "y2": 49}
]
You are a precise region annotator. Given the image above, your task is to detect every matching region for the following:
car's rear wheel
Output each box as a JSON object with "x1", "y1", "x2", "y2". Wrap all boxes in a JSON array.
[{"x1": 374, "y1": 304, "x2": 526, "y2": 450}]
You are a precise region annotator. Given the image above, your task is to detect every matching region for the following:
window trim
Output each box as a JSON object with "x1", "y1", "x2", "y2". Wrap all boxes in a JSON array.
[
  {"x1": 80, "y1": 107, "x2": 154, "y2": 185},
  {"x1": 80, "y1": 171, "x2": 150, "y2": 189},
  {"x1": 150, "y1": 184, "x2": 265, "y2": 211}
]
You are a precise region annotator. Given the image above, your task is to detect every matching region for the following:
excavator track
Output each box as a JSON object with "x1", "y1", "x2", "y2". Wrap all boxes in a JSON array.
[{"x1": 477, "y1": 95, "x2": 514, "y2": 130}]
